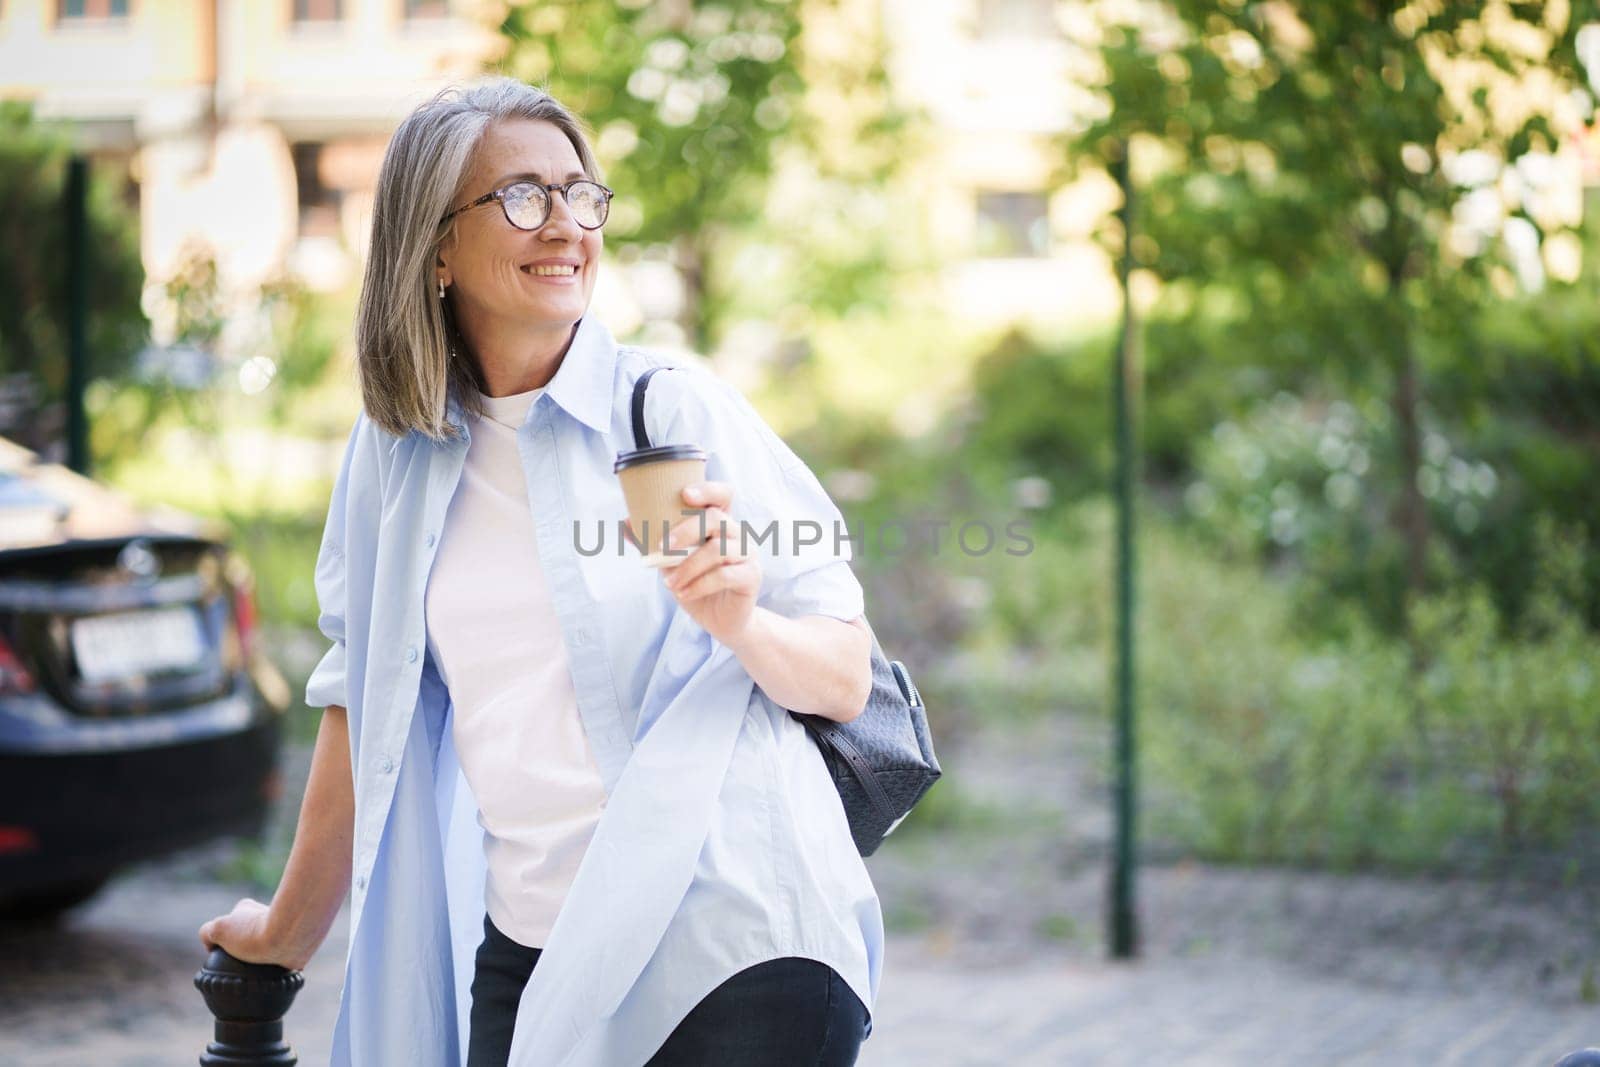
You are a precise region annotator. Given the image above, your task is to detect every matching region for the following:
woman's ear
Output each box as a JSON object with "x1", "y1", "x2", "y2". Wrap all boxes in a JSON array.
[{"x1": 436, "y1": 223, "x2": 461, "y2": 279}]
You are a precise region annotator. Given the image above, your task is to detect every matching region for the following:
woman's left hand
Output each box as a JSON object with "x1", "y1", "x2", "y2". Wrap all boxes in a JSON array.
[{"x1": 658, "y1": 480, "x2": 761, "y2": 645}]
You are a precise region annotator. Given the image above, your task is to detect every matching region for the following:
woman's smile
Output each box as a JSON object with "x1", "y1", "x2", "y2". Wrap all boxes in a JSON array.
[{"x1": 522, "y1": 257, "x2": 583, "y2": 283}]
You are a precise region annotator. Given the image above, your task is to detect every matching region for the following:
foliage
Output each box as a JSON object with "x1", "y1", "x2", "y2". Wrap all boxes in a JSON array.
[
  {"x1": 492, "y1": 0, "x2": 922, "y2": 353},
  {"x1": 715, "y1": 0, "x2": 929, "y2": 341},
  {"x1": 495, "y1": 0, "x2": 801, "y2": 349},
  {"x1": 960, "y1": 320, "x2": 1285, "y2": 500},
  {"x1": 1064, "y1": 0, "x2": 1600, "y2": 617},
  {"x1": 1067, "y1": 0, "x2": 1597, "y2": 381},
  {"x1": 94, "y1": 242, "x2": 347, "y2": 490},
  {"x1": 1440, "y1": 272, "x2": 1600, "y2": 629},
  {"x1": 964, "y1": 327, "x2": 1116, "y2": 500},
  {"x1": 234, "y1": 514, "x2": 327, "y2": 632},
  {"x1": 496, "y1": 0, "x2": 804, "y2": 248},
  {"x1": 1180, "y1": 375, "x2": 1599, "y2": 637},
  {"x1": 953, "y1": 492, "x2": 1600, "y2": 875},
  {"x1": 0, "y1": 100, "x2": 147, "y2": 451},
  {"x1": 953, "y1": 297, "x2": 1600, "y2": 637},
  {"x1": 1182, "y1": 389, "x2": 1501, "y2": 633},
  {"x1": 1409, "y1": 519, "x2": 1600, "y2": 853}
]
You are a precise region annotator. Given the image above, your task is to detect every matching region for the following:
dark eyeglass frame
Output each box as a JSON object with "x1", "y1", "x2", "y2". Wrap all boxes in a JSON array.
[{"x1": 440, "y1": 178, "x2": 614, "y2": 231}]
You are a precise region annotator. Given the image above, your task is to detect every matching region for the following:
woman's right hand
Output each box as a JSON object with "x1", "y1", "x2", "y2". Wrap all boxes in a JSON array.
[{"x1": 198, "y1": 897, "x2": 309, "y2": 971}]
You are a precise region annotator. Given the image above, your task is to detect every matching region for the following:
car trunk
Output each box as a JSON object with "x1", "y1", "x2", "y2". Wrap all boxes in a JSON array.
[{"x1": 0, "y1": 536, "x2": 244, "y2": 717}]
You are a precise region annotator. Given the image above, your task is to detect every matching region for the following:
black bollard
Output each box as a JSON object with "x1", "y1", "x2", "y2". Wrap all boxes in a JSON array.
[
  {"x1": 1555, "y1": 1051, "x2": 1600, "y2": 1067},
  {"x1": 193, "y1": 947, "x2": 304, "y2": 1066}
]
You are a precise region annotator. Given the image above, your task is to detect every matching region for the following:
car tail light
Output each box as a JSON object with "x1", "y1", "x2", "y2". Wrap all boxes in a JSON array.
[
  {"x1": 0, "y1": 826, "x2": 38, "y2": 855},
  {"x1": 232, "y1": 581, "x2": 258, "y2": 663},
  {"x1": 0, "y1": 632, "x2": 36, "y2": 696}
]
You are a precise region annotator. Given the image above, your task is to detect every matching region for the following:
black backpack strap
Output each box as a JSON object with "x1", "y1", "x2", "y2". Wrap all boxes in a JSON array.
[{"x1": 630, "y1": 365, "x2": 674, "y2": 450}]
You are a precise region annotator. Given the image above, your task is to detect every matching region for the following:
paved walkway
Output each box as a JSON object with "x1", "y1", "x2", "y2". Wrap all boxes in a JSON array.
[
  {"x1": 866, "y1": 939, "x2": 1599, "y2": 1065},
  {"x1": 2, "y1": 864, "x2": 1597, "y2": 1066},
  {"x1": 6, "y1": 708, "x2": 1599, "y2": 1065}
]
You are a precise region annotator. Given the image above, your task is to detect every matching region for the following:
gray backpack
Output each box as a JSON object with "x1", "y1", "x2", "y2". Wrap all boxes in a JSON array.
[{"x1": 630, "y1": 366, "x2": 943, "y2": 856}]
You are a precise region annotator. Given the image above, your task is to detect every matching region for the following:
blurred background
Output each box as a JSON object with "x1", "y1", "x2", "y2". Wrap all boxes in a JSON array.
[{"x1": 2, "y1": 1, "x2": 1599, "y2": 1063}]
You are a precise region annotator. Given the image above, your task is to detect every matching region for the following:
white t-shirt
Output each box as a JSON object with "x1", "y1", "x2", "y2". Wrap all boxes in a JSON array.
[{"x1": 423, "y1": 381, "x2": 608, "y2": 949}]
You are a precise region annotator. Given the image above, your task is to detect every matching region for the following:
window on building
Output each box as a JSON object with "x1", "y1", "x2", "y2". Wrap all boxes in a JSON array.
[
  {"x1": 292, "y1": 0, "x2": 342, "y2": 22},
  {"x1": 58, "y1": 0, "x2": 130, "y2": 18},
  {"x1": 973, "y1": 0, "x2": 1058, "y2": 39},
  {"x1": 404, "y1": 0, "x2": 450, "y2": 18},
  {"x1": 292, "y1": 142, "x2": 342, "y2": 238},
  {"x1": 973, "y1": 191, "x2": 1051, "y2": 258}
]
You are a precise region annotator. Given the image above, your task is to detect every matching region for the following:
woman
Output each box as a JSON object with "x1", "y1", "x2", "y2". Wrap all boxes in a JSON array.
[{"x1": 197, "y1": 77, "x2": 882, "y2": 1067}]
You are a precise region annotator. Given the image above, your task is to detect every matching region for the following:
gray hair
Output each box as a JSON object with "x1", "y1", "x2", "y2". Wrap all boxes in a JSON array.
[{"x1": 354, "y1": 76, "x2": 604, "y2": 442}]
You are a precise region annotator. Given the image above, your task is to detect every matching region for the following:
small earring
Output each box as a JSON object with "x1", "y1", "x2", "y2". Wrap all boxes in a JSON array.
[{"x1": 438, "y1": 278, "x2": 446, "y2": 299}]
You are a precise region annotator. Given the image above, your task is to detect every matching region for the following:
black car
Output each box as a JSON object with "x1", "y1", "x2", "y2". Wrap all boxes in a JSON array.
[{"x1": 0, "y1": 435, "x2": 289, "y2": 919}]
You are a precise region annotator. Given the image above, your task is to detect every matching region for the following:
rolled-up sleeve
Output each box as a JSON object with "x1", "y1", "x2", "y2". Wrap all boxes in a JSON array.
[
  {"x1": 304, "y1": 417, "x2": 361, "y2": 710},
  {"x1": 642, "y1": 364, "x2": 866, "y2": 624}
]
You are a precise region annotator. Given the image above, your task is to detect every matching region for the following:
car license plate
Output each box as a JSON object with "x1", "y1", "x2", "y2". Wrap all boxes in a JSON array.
[{"x1": 71, "y1": 606, "x2": 208, "y2": 683}]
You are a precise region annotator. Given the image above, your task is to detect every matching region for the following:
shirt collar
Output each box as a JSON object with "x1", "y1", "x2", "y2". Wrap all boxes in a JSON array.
[{"x1": 445, "y1": 314, "x2": 618, "y2": 436}]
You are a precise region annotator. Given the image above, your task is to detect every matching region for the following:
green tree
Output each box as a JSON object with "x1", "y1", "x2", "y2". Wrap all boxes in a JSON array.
[
  {"x1": 0, "y1": 101, "x2": 147, "y2": 454},
  {"x1": 705, "y1": 0, "x2": 934, "y2": 422},
  {"x1": 495, "y1": 0, "x2": 807, "y2": 351},
  {"x1": 1065, "y1": 1, "x2": 1599, "y2": 641},
  {"x1": 99, "y1": 242, "x2": 345, "y2": 514}
]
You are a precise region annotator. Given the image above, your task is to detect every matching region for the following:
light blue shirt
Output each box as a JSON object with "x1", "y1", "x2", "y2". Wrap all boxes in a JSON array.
[{"x1": 306, "y1": 313, "x2": 882, "y2": 1066}]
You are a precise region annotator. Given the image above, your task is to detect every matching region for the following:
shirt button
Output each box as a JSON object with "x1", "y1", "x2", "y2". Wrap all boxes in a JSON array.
[
  {"x1": 379, "y1": 756, "x2": 394, "y2": 774},
  {"x1": 406, "y1": 646, "x2": 419, "y2": 663},
  {"x1": 354, "y1": 874, "x2": 367, "y2": 890},
  {"x1": 425, "y1": 532, "x2": 437, "y2": 548},
  {"x1": 572, "y1": 628, "x2": 589, "y2": 647}
]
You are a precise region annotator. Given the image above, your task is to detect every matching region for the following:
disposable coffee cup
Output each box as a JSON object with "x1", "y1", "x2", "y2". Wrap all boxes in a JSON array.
[{"x1": 613, "y1": 444, "x2": 709, "y2": 568}]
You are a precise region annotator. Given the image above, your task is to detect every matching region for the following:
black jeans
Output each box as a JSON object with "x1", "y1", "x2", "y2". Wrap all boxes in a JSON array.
[{"x1": 466, "y1": 912, "x2": 869, "y2": 1067}]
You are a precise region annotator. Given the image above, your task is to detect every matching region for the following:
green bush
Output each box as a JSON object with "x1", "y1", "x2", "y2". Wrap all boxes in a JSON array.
[
  {"x1": 1177, "y1": 388, "x2": 1598, "y2": 639},
  {"x1": 964, "y1": 327, "x2": 1115, "y2": 501},
  {"x1": 1409, "y1": 518, "x2": 1600, "y2": 855},
  {"x1": 958, "y1": 321, "x2": 1276, "y2": 503},
  {"x1": 234, "y1": 513, "x2": 327, "y2": 632},
  {"x1": 948, "y1": 493, "x2": 1600, "y2": 876},
  {"x1": 1143, "y1": 512, "x2": 1600, "y2": 873},
  {"x1": 1440, "y1": 282, "x2": 1600, "y2": 631}
]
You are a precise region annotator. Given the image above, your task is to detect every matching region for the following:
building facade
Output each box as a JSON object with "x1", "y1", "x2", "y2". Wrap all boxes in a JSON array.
[
  {"x1": 0, "y1": 0, "x2": 498, "y2": 294},
  {"x1": 1, "y1": 0, "x2": 1092, "y2": 328}
]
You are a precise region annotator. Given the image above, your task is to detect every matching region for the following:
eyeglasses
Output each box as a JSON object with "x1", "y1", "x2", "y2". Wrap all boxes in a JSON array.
[{"x1": 441, "y1": 178, "x2": 613, "y2": 231}]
